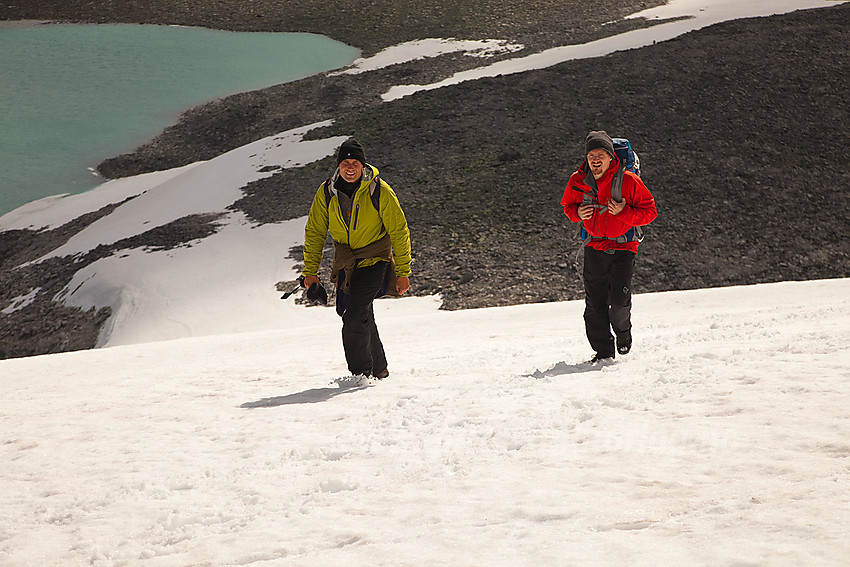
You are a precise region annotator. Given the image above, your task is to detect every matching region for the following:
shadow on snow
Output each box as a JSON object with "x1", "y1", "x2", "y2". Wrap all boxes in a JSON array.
[
  {"x1": 526, "y1": 359, "x2": 615, "y2": 379},
  {"x1": 241, "y1": 384, "x2": 370, "y2": 408}
]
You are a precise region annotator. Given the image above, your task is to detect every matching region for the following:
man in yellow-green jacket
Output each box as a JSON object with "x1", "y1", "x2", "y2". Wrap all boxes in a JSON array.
[{"x1": 302, "y1": 138, "x2": 412, "y2": 380}]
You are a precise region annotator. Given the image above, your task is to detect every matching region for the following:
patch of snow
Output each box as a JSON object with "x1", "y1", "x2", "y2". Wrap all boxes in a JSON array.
[
  {"x1": 330, "y1": 38, "x2": 524, "y2": 76},
  {"x1": 1, "y1": 287, "x2": 41, "y2": 314},
  {"x1": 34, "y1": 120, "x2": 345, "y2": 262}
]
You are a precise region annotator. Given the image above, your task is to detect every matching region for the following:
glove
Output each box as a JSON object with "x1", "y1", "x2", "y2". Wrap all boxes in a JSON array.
[{"x1": 306, "y1": 282, "x2": 328, "y2": 305}]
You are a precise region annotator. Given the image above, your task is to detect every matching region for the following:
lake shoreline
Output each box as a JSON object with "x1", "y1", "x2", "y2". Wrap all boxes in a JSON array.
[
  {"x1": 0, "y1": 19, "x2": 49, "y2": 28},
  {"x1": 0, "y1": 23, "x2": 359, "y2": 216}
]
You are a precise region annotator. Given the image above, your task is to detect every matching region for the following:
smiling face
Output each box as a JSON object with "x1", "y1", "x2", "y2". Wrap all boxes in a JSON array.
[
  {"x1": 586, "y1": 149, "x2": 613, "y2": 179},
  {"x1": 339, "y1": 158, "x2": 364, "y2": 183}
]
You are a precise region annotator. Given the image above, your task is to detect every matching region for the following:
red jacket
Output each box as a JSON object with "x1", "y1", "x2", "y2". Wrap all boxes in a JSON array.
[{"x1": 561, "y1": 157, "x2": 657, "y2": 253}]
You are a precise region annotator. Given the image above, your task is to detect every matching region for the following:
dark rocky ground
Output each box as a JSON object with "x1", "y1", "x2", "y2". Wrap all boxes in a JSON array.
[{"x1": 1, "y1": 1, "x2": 848, "y2": 358}]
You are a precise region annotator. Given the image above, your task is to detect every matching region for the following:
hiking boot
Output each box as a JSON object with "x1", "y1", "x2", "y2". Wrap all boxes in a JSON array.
[
  {"x1": 590, "y1": 353, "x2": 615, "y2": 364},
  {"x1": 372, "y1": 368, "x2": 389, "y2": 380},
  {"x1": 616, "y1": 330, "x2": 632, "y2": 355}
]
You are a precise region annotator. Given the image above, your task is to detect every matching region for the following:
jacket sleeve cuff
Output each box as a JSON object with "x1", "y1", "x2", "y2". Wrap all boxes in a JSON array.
[{"x1": 564, "y1": 204, "x2": 581, "y2": 223}]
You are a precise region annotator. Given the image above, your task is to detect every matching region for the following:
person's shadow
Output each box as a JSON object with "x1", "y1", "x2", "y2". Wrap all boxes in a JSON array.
[
  {"x1": 526, "y1": 359, "x2": 613, "y2": 379},
  {"x1": 241, "y1": 383, "x2": 370, "y2": 408}
]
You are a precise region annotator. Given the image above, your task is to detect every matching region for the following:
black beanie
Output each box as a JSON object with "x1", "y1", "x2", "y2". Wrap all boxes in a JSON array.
[
  {"x1": 337, "y1": 138, "x2": 366, "y2": 166},
  {"x1": 585, "y1": 130, "x2": 615, "y2": 158}
]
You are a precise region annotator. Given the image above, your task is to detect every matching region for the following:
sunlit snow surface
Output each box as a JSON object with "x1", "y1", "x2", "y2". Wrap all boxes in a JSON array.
[{"x1": 1, "y1": 279, "x2": 849, "y2": 565}]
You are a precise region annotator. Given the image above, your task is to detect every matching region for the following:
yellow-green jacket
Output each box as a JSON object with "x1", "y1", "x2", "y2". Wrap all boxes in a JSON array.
[{"x1": 302, "y1": 164, "x2": 412, "y2": 278}]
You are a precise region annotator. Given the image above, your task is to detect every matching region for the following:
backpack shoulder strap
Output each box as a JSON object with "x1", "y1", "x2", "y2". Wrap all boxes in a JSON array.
[
  {"x1": 581, "y1": 165, "x2": 598, "y2": 203},
  {"x1": 322, "y1": 177, "x2": 333, "y2": 207},
  {"x1": 611, "y1": 161, "x2": 626, "y2": 202},
  {"x1": 369, "y1": 175, "x2": 381, "y2": 212}
]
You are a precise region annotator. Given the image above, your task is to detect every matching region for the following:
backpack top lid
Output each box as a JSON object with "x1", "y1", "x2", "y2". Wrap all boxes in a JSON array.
[{"x1": 612, "y1": 138, "x2": 639, "y2": 176}]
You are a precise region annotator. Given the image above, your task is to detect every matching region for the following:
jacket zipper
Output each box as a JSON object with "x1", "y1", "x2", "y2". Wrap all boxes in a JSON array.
[{"x1": 344, "y1": 203, "x2": 359, "y2": 246}]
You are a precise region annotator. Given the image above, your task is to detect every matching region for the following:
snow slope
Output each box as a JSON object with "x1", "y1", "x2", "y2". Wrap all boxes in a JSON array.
[
  {"x1": 1, "y1": 121, "x2": 345, "y2": 347},
  {"x1": 1, "y1": 279, "x2": 849, "y2": 566}
]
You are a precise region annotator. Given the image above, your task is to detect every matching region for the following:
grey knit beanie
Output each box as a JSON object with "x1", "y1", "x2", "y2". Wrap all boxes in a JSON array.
[{"x1": 585, "y1": 131, "x2": 615, "y2": 158}]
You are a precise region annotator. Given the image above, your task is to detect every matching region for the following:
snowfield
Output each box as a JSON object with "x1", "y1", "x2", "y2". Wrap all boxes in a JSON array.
[{"x1": 2, "y1": 279, "x2": 849, "y2": 566}]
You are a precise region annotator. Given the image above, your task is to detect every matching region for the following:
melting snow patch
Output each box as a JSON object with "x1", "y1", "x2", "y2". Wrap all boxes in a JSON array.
[
  {"x1": 331, "y1": 38, "x2": 524, "y2": 75},
  {"x1": 2, "y1": 287, "x2": 40, "y2": 314}
]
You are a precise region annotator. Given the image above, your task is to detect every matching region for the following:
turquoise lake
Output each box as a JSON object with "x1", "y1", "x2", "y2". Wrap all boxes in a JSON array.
[{"x1": 0, "y1": 23, "x2": 359, "y2": 217}]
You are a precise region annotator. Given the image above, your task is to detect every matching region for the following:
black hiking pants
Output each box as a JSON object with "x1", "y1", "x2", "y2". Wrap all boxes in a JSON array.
[
  {"x1": 583, "y1": 247, "x2": 636, "y2": 357},
  {"x1": 340, "y1": 261, "x2": 389, "y2": 376}
]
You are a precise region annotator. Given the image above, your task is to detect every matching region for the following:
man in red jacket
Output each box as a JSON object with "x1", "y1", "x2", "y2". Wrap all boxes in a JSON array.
[{"x1": 561, "y1": 131, "x2": 657, "y2": 362}]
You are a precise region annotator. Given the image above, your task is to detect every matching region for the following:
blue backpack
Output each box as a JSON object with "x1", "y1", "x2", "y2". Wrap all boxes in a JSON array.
[{"x1": 577, "y1": 137, "x2": 645, "y2": 244}]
